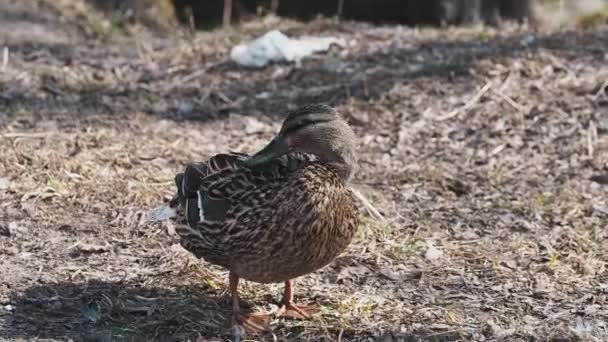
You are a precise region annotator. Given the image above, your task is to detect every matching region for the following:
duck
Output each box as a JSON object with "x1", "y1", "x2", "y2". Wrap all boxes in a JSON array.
[{"x1": 151, "y1": 104, "x2": 360, "y2": 334}]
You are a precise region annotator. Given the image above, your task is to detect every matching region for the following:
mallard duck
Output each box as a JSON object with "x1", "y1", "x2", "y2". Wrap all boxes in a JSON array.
[{"x1": 152, "y1": 104, "x2": 360, "y2": 333}]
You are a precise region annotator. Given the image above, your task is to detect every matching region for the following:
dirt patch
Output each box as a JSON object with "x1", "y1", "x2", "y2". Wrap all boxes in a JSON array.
[{"x1": 0, "y1": 0, "x2": 607, "y2": 341}]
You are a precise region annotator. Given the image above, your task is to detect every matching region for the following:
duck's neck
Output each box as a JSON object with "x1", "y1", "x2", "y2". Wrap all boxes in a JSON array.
[{"x1": 319, "y1": 150, "x2": 357, "y2": 182}]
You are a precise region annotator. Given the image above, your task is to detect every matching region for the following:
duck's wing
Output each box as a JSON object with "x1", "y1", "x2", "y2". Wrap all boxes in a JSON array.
[
  {"x1": 175, "y1": 152, "x2": 248, "y2": 225},
  {"x1": 177, "y1": 152, "x2": 247, "y2": 196},
  {"x1": 175, "y1": 152, "x2": 324, "y2": 264},
  {"x1": 177, "y1": 152, "x2": 316, "y2": 225},
  {"x1": 210, "y1": 152, "x2": 321, "y2": 199}
]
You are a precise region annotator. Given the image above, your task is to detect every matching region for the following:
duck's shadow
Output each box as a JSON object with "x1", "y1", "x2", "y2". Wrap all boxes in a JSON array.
[{"x1": 2, "y1": 280, "x2": 231, "y2": 342}]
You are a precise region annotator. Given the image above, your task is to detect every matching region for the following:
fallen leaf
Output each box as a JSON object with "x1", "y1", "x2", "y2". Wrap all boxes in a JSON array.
[
  {"x1": 68, "y1": 242, "x2": 109, "y2": 257},
  {"x1": 429, "y1": 323, "x2": 452, "y2": 330},
  {"x1": 455, "y1": 229, "x2": 480, "y2": 240},
  {"x1": 590, "y1": 174, "x2": 608, "y2": 185},
  {"x1": 244, "y1": 116, "x2": 268, "y2": 134},
  {"x1": 7, "y1": 221, "x2": 27, "y2": 236},
  {"x1": 425, "y1": 243, "x2": 444, "y2": 261},
  {"x1": 444, "y1": 177, "x2": 470, "y2": 196},
  {"x1": 81, "y1": 305, "x2": 101, "y2": 323},
  {"x1": 0, "y1": 177, "x2": 10, "y2": 190},
  {"x1": 337, "y1": 265, "x2": 370, "y2": 282},
  {"x1": 485, "y1": 320, "x2": 516, "y2": 339},
  {"x1": 378, "y1": 265, "x2": 419, "y2": 281},
  {"x1": 591, "y1": 201, "x2": 608, "y2": 216}
]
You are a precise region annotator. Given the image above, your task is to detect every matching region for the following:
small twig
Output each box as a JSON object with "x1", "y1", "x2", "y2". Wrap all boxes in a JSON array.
[
  {"x1": 42, "y1": 85, "x2": 67, "y2": 97},
  {"x1": 1, "y1": 132, "x2": 50, "y2": 139},
  {"x1": 223, "y1": 0, "x2": 232, "y2": 28},
  {"x1": 185, "y1": 6, "x2": 196, "y2": 34},
  {"x1": 492, "y1": 88, "x2": 527, "y2": 129},
  {"x1": 350, "y1": 187, "x2": 385, "y2": 223},
  {"x1": 337, "y1": 0, "x2": 345, "y2": 19},
  {"x1": 215, "y1": 90, "x2": 234, "y2": 105},
  {"x1": 1, "y1": 46, "x2": 8, "y2": 70},
  {"x1": 423, "y1": 329, "x2": 464, "y2": 338},
  {"x1": 271, "y1": 0, "x2": 279, "y2": 13},
  {"x1": 436, "y1": 81, "x2": 492, "y2": 121},
  {"x1": 594, "y1": 79, "x2": 608, "y2": 101},
  {"x1": 490, "y1": 144, "x2": 506, "y2": 157},
  {"x1": 587, "y1": 121, "x2": 597, "y2": 158},
  {"x1": 178, "y1": 68, "x2": 208, "y2": 85},
  {"x1": 497, "y1": 69, "x2": 513, "y2": 93},
  {"x1": 493, "y1": 89, "x2": 526, "y2": 113}
]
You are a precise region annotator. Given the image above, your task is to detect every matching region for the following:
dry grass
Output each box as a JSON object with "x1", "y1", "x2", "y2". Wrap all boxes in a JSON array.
[
  {"x1": 0, "y1": 1, "x2": 607, "y2": 341},
  {"x1": 535, "y1": 0, "x2": 608, "y2": 29}
]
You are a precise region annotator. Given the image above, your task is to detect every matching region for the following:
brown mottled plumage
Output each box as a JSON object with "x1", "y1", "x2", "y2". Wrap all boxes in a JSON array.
[{"x1": 169, "y1": 104, "x2": 360, "y2": 333}]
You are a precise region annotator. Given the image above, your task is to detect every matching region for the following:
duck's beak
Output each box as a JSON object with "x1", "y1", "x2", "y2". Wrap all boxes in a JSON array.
[{"x1": 244, "y1": 137, "x2": 289, "y2": 167}]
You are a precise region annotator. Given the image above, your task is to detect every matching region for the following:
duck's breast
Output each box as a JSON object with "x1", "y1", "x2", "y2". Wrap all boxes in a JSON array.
[{"x1": 227, "y1": 164, "x2": 360, "y2": 283}]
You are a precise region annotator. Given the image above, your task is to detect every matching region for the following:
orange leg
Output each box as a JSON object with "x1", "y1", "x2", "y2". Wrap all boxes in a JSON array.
[
  {"x1": 229, "y1": 272, "x2": 271, "y2": 334},
  {"x1": 276, "y1": 279, "x2": 320, "y2": 319}
]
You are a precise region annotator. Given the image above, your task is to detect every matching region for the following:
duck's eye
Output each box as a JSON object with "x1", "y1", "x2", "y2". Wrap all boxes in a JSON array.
[
  {"x1": 282, "y1": 120, "x2": 310, "y2": 135},
  {"x1": 282, "y1": 118, "x2": 332, "y2": 135}
]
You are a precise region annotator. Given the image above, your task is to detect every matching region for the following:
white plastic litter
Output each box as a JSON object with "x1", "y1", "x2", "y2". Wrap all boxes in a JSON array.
[
  {"x1": 230, "y1": 30, "x2": 346, "y2": 68},
  {"x1": 146, "y1": 205, "x2": 177, "y2": 222}
]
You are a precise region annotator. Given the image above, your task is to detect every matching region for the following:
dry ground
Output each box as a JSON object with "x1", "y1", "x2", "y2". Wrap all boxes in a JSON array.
[{"x1": 0, "y1": 1, "x2": 607, "y2": 341}]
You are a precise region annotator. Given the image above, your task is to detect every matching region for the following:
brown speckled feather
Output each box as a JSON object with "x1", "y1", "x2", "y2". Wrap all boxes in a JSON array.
[{"x1": 173, "y1": 152, "x2": 359, "y2": 283}]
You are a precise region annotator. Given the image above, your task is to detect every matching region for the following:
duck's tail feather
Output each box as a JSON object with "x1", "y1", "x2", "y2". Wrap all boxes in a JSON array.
[
  {"x1": 147, "y1": 154, "x2": 241, "y2": 224},
  {"x1": 181, "y1": 164, "x2": 209, "y2": 226},
  {"x1": 146, "y1": 172, "x2": 184, "y2": 223}
]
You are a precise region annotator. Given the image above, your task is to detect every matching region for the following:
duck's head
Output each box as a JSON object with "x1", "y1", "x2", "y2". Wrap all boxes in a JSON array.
[{"x1": 245, "y1": 104, "x2": 357, "y2": 180}]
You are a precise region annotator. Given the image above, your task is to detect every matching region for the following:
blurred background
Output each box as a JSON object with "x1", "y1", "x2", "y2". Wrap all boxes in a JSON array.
[
  {"x1": 78, "y1": 0, "x2": 608, "y2": 31},
  {"x1": 0, "y1": 0, "x2": 607, "y2": 341}
]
